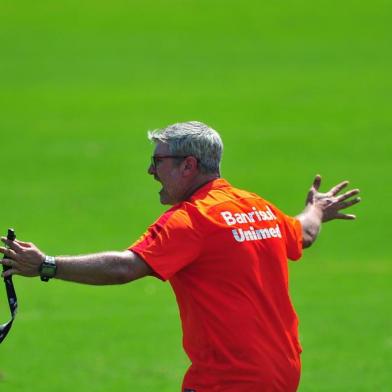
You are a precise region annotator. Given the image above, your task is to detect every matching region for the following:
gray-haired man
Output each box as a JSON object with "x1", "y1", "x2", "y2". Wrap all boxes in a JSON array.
[{"x1": 0, "y1": 121, "x2": 360, "y2": 391}]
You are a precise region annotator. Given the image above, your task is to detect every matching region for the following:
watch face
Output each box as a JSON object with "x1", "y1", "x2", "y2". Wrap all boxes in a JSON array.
[{"x1": 41, "y1": 264, "x2": 56, "y2": 277}]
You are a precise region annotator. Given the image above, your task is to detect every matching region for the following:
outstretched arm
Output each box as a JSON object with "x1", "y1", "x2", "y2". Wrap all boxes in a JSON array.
[
  {"x1": 296, "y1": 175, "x2": 361, "y2": 248},
  {"x1": 0, "y1": 239, "x2": 152, "y2": 285}
]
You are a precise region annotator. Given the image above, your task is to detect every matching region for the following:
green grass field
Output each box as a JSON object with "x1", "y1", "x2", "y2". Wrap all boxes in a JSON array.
[{"x1": 0, "y1": 1, "x2": 391, "y2": 390}]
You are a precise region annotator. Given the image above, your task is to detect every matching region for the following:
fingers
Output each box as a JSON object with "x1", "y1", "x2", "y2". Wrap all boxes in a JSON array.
[
  {"x1": 0, "y1": 258, "x2": 16, "y2": 268},
  {"x1": 0, "y1": 237, "x2": 24, "y2": 252},
  {"x1": 329, "y1": 181, "x2": 349, "y2": 196},
  {"x1": 0, "y1": 246, "x2": 18, "y2": 260},
  {"x1": 15, "y1": 239, "x2": 33, "y2": 247},
  {"x1": 312, "y1": 174, "x2": 322, "y2": 191},
  {"x1": 0, "y1": 258, "x2": 18, "y2": 277},
  {"x1": 337, "y1": 196, "x2": 361, "y2": 210},
  {"x1": 336, "y1": 189, "x2": 360, "y2": 202},
  {"x1": 335, "y1": 213, "x2": 356, "y2": 220},
  {"x1": 1, "y1": 267, "x2": 18, "y2": 278}
]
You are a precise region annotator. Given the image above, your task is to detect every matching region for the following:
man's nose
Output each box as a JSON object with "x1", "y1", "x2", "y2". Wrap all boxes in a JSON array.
[{"x1": 148, "y1": 163, "x2": 156, "y2": 175}]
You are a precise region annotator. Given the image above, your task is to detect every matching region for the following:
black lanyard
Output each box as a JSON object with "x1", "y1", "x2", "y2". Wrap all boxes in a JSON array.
[{"x1": 0, "y1": 229, "x2": 18, "y2": 343}]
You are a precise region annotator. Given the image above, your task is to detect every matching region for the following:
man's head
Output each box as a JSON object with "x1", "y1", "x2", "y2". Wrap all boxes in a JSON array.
[{"x1": 147, "y1": 121, "x2": 223, "y2": 205}]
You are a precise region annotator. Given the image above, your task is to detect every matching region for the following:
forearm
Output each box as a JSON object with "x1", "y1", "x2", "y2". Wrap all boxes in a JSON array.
[
  {"x1": 54, "y1": 251, "x2": 135, "y2": 285},
  {"x1": 296, "y1": 205, "x2": 323, "y2": 248}
]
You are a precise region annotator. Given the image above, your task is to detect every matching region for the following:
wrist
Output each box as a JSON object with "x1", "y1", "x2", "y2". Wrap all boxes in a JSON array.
[
  {"x1": 305, "y1": 203, "x2": 323, "y2": 221},
  {"x1": 39, "y1": 255, "x2": 57, "y2": 282}
]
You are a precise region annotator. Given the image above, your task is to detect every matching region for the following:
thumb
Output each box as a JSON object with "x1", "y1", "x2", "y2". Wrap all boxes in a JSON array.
[{"x1": 312, "y1": 174, "x2": 322, "y2": 191}]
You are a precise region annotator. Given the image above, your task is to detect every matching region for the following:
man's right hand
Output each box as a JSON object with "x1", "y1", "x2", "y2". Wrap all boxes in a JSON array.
[{"x1": 0, "y1": 238, "x2": 45, "y2": 278}]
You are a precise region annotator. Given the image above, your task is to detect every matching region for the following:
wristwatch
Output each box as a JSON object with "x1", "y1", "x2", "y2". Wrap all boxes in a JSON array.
[{"x1": 39, "y1": 255, "x2": 57, "y2": 282}]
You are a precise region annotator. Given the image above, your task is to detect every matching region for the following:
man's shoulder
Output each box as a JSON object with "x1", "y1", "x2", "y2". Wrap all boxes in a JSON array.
[
  {"x1": 183, "y1": 180, "x2": 277, "y2": 227},
  {"x1": 189, "y1": 179, "x2": 267, "y2": 209},
  {"x1": 153, "y1": 204, "x2": 191, "y2": 227}
]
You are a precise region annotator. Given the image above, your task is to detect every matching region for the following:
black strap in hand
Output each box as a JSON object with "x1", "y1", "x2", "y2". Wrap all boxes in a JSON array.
[{"x1": 0, "y1": 228, "x2": 18, "y2": 343}]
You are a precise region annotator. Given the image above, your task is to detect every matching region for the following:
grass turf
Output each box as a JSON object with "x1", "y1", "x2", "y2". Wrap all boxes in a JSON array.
[{"x1": 0, "y1": 1, "x2": 391, "y2": 390}]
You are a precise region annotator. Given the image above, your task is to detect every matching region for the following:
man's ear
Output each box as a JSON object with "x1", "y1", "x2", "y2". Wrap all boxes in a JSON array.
[{"x1": 182, "y1": 156, "x2": 198, "y2": 175}]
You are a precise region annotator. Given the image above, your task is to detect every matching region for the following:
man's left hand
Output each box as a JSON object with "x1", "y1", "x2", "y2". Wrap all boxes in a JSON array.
[{"x1": 305, "y1": 174, "x2": 361, "y2": 222}]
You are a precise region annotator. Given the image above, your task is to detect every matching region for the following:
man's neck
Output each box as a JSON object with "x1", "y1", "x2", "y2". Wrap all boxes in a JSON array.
[{"x1": 181, "y1": 174, "x2": 220, "y2": 202}]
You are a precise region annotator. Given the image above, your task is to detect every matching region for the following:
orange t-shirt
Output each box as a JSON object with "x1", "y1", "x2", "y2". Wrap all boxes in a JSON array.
[{"x1": 130, "y1": 179, "x2": 303, "y2": 392}]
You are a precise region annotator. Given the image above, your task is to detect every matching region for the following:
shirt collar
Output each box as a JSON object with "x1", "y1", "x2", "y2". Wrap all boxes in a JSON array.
[{"x1": 187, "y1": 178, "x2": 230, "y2": 202}]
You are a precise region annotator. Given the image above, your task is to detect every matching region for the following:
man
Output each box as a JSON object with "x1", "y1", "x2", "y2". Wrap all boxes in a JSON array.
[{"x1": 0, "y1": 121, "x2": 360, "y2": 391}]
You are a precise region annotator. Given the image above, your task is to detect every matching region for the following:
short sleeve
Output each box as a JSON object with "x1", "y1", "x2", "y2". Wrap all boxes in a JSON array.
[
  {"x1": 129, "y1": 207, "x2": 202, "y2": 281},
  {"x1": 280, "y1": 214, "x2": 303, "y2": 261}
]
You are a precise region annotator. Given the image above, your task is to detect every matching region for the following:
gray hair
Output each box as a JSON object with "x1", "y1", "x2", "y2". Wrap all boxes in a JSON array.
[{"x1": 148, "y1": 121, "x2": 223, "y2": 174}]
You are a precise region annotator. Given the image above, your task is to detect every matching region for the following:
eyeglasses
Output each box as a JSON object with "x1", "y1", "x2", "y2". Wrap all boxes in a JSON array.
[{"x1": 150, "y1": 155, "x2": 188, "y2": 170}]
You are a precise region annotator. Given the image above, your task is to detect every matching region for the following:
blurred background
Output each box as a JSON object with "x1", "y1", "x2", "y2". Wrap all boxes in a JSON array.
[{"x1": 0, "y1": 1, "x2": 391, "y2": 390}]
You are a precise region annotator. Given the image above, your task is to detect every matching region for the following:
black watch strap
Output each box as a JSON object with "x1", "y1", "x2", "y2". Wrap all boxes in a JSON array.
[{"x1": 39, "y1": 256, "x2": 57, "y2": 282}]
